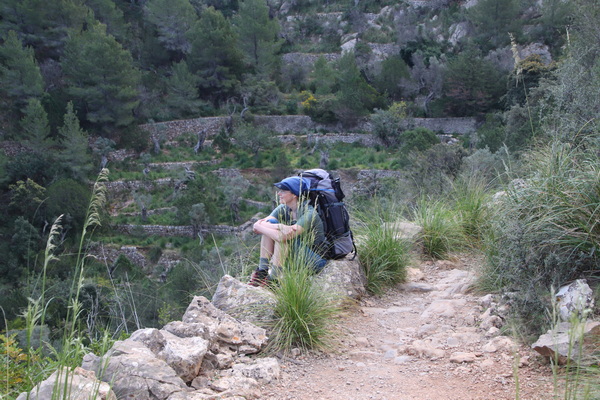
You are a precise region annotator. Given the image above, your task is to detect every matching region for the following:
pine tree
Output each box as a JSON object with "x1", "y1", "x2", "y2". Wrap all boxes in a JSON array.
[
  {"x1": 0, "y1": 31, "x2": 44, "y2": 120},
  {"x1": 0, "y1": 0, "x2": 88, "y2": 59},
  {"x1": 310, "y1": 56, "x2": 337, "y2": 95},
  {"x1": 334, "y1": 52, "x2": 379, "y2": 123},
  {"x1": 234, "y1": 0, "x2": 282, "y2": 77},
  {"x1": 187, "y1": 7, "x2": 243, "y2": 105},
  {"x1": 443, "y1": 49, "x2": 506, "y2": 116},
  {"x1": 85, "y1": 0, "x2": 130, "y2": 43},
  {"x1": 467, "y1": 0, "x2": 522, "y2": 51},
  {"x1": 144, "y1": 0, "x2": 197, "y2": 54},
  {"x1": 164, "y1": 60, "x2": 207, "y2": 118},
  {"x1": 62, "y1": 21, "x2": 141, "y2": 137},
  {"x1": 58, "y1": 102, "x2": 93, "y2": 181},
  {"x1": 20, "y1": 98, "x2": 53, "y2": 154}
]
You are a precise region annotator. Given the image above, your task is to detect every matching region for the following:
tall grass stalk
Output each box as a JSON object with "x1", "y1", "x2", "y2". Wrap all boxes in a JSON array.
[
  {"x1": 265, "y1": 233, "x2": 340, "y2": 355},
  {"x1": 546, "y1": 293, "x2": 600, "y2": 400},
  {"x1": 66, "y1": 169, "x2": 109, "y2": 338},
  {"x1": 412, "y1": 196, "x2": 463, "y2": 259},
  {"x1": 12, "y1": 169, "x2": 110, "y2": 400}
]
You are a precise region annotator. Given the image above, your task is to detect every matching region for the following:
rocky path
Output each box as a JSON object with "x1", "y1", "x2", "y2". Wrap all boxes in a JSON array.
[{"x1": 260, "y1": 256, "x2": 556, "y2": 400}]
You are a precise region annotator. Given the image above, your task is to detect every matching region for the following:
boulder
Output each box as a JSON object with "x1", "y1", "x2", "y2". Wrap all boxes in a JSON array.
[
  {"x1": 128, "y1": 328, "x2": 209, "y2": 383},
  {"x1": 229, "y1": 357, "x2": 281, "y2": 384},
  {"x1": 212, "y1": 275, "x2": 278, "y2": 324},
  {"x1": 532, "y1": 321, "x2": 600, "y2": 365},
  {"x1": 555, "y1": 279, "x2": 595, "y2": 322},
  {"x1": 184, "y1": 296, "x2": 268, "y2": 353},
  {"x1": 213, "y1": 259, "x2": 366, "y2": 326},
  {"x1": 448, "y1": 21, "x2": 470, "y2": 46},
  {"x1": 82, "y1": 340, "x2": 188, "y2": 400},
  {"x1": 17, "y1": 367, "x2": 116, "y2": 400},
  {"x1": 384, "y1": 221, "x2": 422, "y2": 242},
  {"x1": 315, "y1": 257, "x2": 367, "y2": 303},
  {"x1": 160, "y1": 330, "x2": 209, "y2": 383},
  {"x1": 208, "y1": 376, "x2": 261, "y2": 399}
]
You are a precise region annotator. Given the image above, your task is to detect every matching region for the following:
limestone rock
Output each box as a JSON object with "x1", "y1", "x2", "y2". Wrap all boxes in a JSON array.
[
  {"x1": 129, "y1": 327, "x2": 167, "y2": 353},
  {"x1": 315, "y1": 257, "x2": 367, "y2": 303},
  {"x1": 212, "y1": 274, "x2": 277, "y2": 324},
  {"x1": 17, "y1": 367, "x2": 116, "y2": 400},
  {"x1": 421, "y1": 299, "x2": 467, "y2": 318},
  {"x1": 555, "y1": 279, "x2": 595, "y2": 322},
  {"x1": 449, "y1": 352, "x2": 477, "y2": 363},
  {"x1": 400, "y1": 282, "x2": 434, "y2": 293},
  {"x1": 162, "y1": 320, "x2": 213, "y2": 340},
  {"x1": 82, "y1": 339, "x2": 188, "y2": 400},
  {"x1": 341, "y1": 38, "x2": 357, "y2": 53},
  {"x1": 159, "y1": 330, "x2": 209, "y2": 383},
  {"x1": 448, "y1": 21, "x2": 470, "y2": 45},
  {"x1": 128, "y1": 327, "x2": 209, "y2": 383},
  {"x1": 229, "y1": 357, "x2": 280, "y2": 384},
  {"x1": 532, "y1": 321, "x2": 600, "y2": 366},
  {"x1": 403, "y1": 340, "x2": 445, "y2": 359},
  {"x1": 482, "y1": 336, "x2": 516, "y2": 353},
  {"x1": 406, "y1": 266, "x2": 425, "y2": 281},
  {"x1": 208, "y1": 376, "x2": 261, "y2": 399},
  {"x1": 185, "y1": 296, "x2": 268, "y2": 353},
  {"x1": 385, "y1": 221, "x2": 422, "y2": 242}
]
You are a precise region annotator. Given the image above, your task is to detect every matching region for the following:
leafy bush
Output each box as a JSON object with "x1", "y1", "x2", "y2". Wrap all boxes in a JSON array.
[
  {"x1": 399, "y1": 127, "x2": 439, "y2": 153},
  {"x1": 371, "y1": 102, "x2": 406, "y2": 147},
  {"x1": 147, "y1": 245, "x2": 163, "y2": 263},
  {"x1": 478, "y1": 141, "x2": 600, "y2": 337},
  {"x1": 406, "y1": 144, "x2": 467, "y2": 196}
]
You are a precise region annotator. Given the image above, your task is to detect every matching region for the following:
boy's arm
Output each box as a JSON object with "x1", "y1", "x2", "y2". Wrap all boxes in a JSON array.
[{"x1": 253, "y1": 219, "x2": 304, "y2": 242}]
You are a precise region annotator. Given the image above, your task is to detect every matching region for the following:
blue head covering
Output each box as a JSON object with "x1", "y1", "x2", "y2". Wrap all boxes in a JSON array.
[{"x1": 274, "y1": 176, "x2": 311, "y2": 197}]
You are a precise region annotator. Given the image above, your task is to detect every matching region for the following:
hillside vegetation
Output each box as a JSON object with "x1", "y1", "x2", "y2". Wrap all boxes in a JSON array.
[{"x1": 1, "y1": 0, "x2": 599, "y2": 398}]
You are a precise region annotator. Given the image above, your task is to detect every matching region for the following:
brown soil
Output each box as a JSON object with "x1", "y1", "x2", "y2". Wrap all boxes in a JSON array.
[{"x1": 260, "y1": 255, "x2": 556, "y2": 400}]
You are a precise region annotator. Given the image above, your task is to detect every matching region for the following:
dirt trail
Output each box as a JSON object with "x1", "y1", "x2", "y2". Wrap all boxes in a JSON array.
[{"x1": 261, "y1": 255, "x2": 555, "y2": 400}]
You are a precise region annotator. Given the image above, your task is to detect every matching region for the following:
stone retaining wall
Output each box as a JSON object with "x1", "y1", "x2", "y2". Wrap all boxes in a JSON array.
[
  {"x1": 138, "y1": 115, "x2": 477, "y2": 144},
  {"x1": 148, "y1": 160, "x2": 218, "y2": 170},
  {"x1": 113, "y1": 214, "x2": 260, "y2": 238},
  {"x1": 105, "y1": 178, "x2": 177, "y2": 192},
  {"x1": 404, "y1": 117, "x2": 477, "y2": 135},
  {"x1": 0, "y1": 141, "x2": 25, "y2": 156},
  {"x1": 113, "y1": 224, "x2": 239, "y2": 237},
  {"x1": 307, "y1": 133, "x2": 381, "y2": 146}
]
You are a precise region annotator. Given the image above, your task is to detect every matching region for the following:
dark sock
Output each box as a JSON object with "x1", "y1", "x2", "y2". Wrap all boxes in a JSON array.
[{"x1": 258, "y1": 257, "x2": 269, "y2": 271}]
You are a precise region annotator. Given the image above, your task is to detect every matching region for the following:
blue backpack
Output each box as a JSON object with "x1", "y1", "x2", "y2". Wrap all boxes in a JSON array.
[{"x1": 299, "y1": 169, "x2": 356, "y2": 260}]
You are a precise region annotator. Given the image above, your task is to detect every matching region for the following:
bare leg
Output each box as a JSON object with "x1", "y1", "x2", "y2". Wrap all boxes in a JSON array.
[
  {"x1": 259, "y1": 234, "x2": 275, "y2": 260},
  {"x1": 269, "y1": 241, "x2": 289, "y2": 279}
]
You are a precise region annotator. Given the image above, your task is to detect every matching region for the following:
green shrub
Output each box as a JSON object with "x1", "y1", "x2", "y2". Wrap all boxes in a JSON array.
[
  {"x1": 478, "y1": 141, "x2": 600, "y2": 337},
  {"x1": 148, "y1": 245, "x2": 163, "y2": 263}
]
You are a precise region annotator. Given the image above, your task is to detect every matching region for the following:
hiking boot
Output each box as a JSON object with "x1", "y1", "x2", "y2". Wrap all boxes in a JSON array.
[{"x1": 248, "y1": 269, "x2": 269, "y2": 287}]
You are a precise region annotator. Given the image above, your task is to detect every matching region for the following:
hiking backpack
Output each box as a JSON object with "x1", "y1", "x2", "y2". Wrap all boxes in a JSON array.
[{"x1": 299, "y1": 169, "x2": 356, "y2": 260}]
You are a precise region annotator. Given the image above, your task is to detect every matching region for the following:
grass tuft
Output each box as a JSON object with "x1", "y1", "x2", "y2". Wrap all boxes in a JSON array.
[
  {"x1": 357, "y1": 221, "x2": 410, "y2": 295},
  {"x1": 412, "y1": 196, "x2": 463, "y2": 260},
  {"x1": 265, "y1": 243, "x2": 340, "y2": 355},
  {"x1": 450, "y1": 176, "x2": 492, "y2": 245}
]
